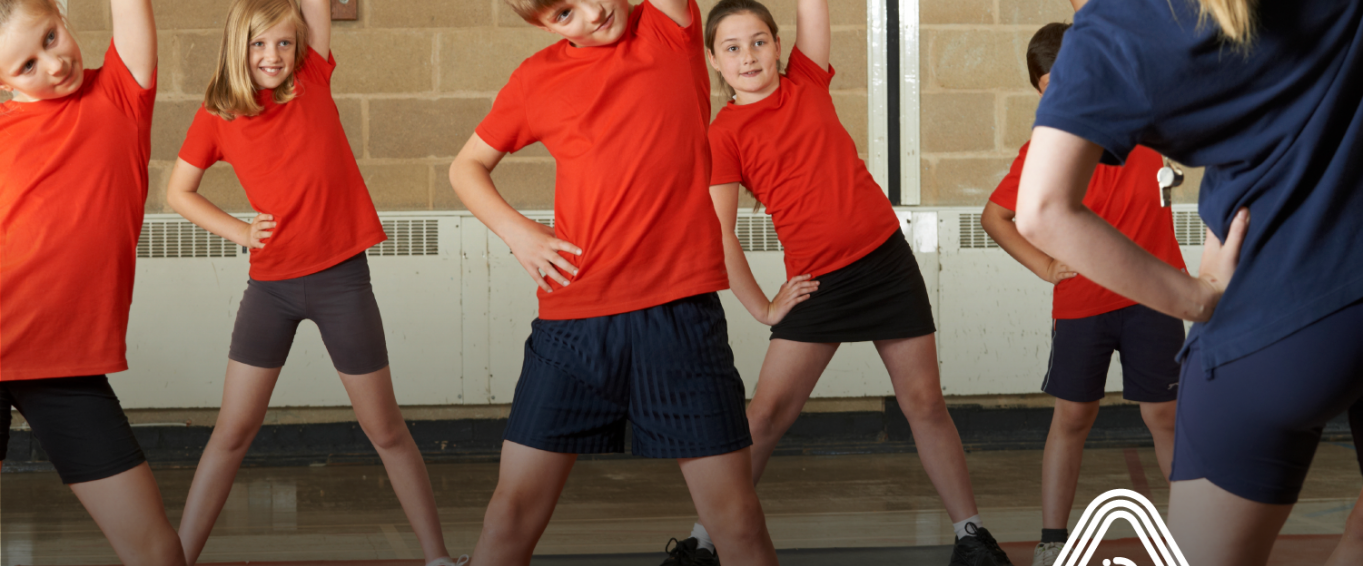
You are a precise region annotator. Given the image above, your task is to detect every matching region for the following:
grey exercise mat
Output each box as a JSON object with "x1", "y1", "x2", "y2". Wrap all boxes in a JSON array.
[{"x1": 530, "y1": 545, "x2": 956, "y2": 565}]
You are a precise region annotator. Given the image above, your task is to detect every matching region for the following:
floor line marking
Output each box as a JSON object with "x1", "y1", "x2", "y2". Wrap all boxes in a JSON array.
[
  {"x1": 1124, "y1": 447, "x2": 1152, "y2": 499},
  {"x1": 380, "y1": 524, "x2": 417, "y2": 559}
]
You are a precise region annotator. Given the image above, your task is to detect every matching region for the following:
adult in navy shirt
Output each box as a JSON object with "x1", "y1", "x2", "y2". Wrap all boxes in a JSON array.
[{"x1": 1013, "y1": 0, "x2": 1363, "y2": 564}]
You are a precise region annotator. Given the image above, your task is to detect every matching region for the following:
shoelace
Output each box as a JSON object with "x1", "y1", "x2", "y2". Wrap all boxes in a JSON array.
[{"x1": 964, "y1": 524, "x2": 1010, "y2": 563}]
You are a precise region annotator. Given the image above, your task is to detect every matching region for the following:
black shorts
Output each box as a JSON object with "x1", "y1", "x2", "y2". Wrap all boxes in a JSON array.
[
  {"x1": 1171, "y1": 299, "x2": 1363, "y2": 505},
  {"x1": 229, "y1": 253, "x2": 389, "y2": 375},
  {"x1": 503, "y1": 293, "x2": 752, "y2": 459},
  {"x1": 771, "y1": 230, "x2": 936, "y2": 343},
  {"x1": 1043, "y1": 304, "x2": 1184, "y2": 403},
  {"x1": 1, "y1": 376, "x2": 146, "y2": 484}
]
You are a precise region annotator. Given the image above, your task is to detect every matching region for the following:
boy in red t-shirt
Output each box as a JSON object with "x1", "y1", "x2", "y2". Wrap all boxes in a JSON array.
[
  {"x1": 448, "y1": 1, "x2": 776, "y2": 565},
  {"x1": 980, "y1": 23, "x2": 1185, "y2": 566}
]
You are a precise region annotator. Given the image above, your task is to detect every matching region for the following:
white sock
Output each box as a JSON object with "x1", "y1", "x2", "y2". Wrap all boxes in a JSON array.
[
  {"x1": 691, "y1": 522, "x2": 714, "y2": 552},
  {"x1": 953, "y1": 515, "x2": 983, "y2": 539}
]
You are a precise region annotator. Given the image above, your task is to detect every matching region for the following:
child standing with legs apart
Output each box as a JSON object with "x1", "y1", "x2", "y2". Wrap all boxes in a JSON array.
[
  {"x1": 165, "y1": 1, "x2": 459, "y2": 564},
  {"x1": 980, "y1": 24, "x2": 1182, "y2": 566},
  {"x1": 449, "y1": 1, "x2": 778, "y2": 565},
  {"x1": 665, "y1": 2, "x2": 1012, "y2": 565},
  {"x1": 0, "y1": 0, "x2": 185, "y2": 563}
]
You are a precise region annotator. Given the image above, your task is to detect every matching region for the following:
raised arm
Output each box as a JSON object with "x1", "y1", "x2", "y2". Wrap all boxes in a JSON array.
[
  {"x1": 300, "y1": 0, "x2": 331, "y2": 58},
  {"x1": 1015, "y1": 127, "x2": 1246, "y2": 322},
  {"x1": 795, "y1": 0, "x2": 831, "y2": 71},
  {"x1": 108, "y1": 0, "x2": 155, "y2": 88},
  {"x1": 649, "y1": 0, "x2": 693, "y2": 28},
  {"x1": 710, "y1": 183, "x2": 818, "y2": 326}
]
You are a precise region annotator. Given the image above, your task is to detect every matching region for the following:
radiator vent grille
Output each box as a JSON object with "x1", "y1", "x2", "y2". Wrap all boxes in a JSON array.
[
  {"x1": 368, "y1": 219, "x2": 439, "y2": 256},
  {"x1": 736, "y1": 215, "x2": 783, "y2": 252},
  {"x1": 1174, "y1": 210, "x2": 1207, "y2": 246},
  {"x1": 958, "y1": 213, "x2": 999, "y2": 249},
  {"x1": 138, "y1": 222, "x2": 238, "y2": 258}
]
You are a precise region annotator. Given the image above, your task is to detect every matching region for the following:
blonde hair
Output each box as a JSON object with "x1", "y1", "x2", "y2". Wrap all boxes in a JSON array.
[
  {"x1": 0, "y1": 0, "x2": 62, "y2": 30},
  {"x1": 503, "y1": 0, "x2": 558, "y2": 24},
  {"x1": 204, "y1": 0, "x2": 309, "y2": 120},
  {"x1": 1196, "y1": 0, "x2": 1257, "y2": 44}
]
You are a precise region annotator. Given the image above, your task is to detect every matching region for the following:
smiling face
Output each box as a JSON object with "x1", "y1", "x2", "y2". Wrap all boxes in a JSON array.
[
  {"x1": 0, "y1": 6, "x2": 83, "y2": 102},
  {"x1": 707, "y1": 12, "x2": 781, "y2": 104},
  {"x1": 534, "y1": 0, "x2": 632, "y2": 48},
  {"x1": 247, "y1": 19, "x2": 297, "y2": 90}
]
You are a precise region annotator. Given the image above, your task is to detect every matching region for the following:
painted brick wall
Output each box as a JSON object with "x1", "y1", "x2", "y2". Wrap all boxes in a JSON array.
[{"x1": 8, "y1": 0, "x2": 1195, "y2": 214}]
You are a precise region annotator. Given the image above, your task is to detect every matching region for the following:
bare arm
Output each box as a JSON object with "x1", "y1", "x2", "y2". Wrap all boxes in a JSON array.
[
  {"x1": 710, "y1": 183, "x2": 818, "y2": 326},
  {"x1": 795, "y1": 0, "x2": 831, "y2": 71},
  {"x1": 1070, "y1": 0, "x2": 1089, "y2": 11},
  {"x1": 649, "y1": 0, "x2": 693, "y2": 28},
  {"x1": 449, "y1": 134, "x2": 581, "y2": 293},
  {"x1": 980, "y1": 200, "x2": 1076, "y2": 284},
  {"x1": 1015, "y1": 127, "x2": 1247, "y2": 322},
  {"x1": 109, "y1": 0, "x2": 155, "y2": 88},
  {"x1": 300, "y1": 0, "x2": 331, "y2": 58},
  {"x1": 166, "y1": 159, "x2": 273, "y2": 249}
]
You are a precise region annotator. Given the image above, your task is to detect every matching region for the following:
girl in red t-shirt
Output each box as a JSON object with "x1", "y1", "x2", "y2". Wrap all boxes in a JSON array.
[
  {"x1": 163, "y1": 1, "x2": 459, "y2": 564},
  {"x1": 665, "y1": 1, "x2": 1010, "y2": 564},
  {"x1": 0, "y1": 0, "x2": 186, "y2": 563}
]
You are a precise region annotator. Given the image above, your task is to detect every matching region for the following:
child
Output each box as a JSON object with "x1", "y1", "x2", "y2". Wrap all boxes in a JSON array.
[
  {"x1": 0, "y1": 0, "x2": 185, "y2": 563},
  {"x1": 1325, "y1": 401, "x2": 1363, "y2": 566},
  {"x1": 666, "y1": 1, "x2": 1013, "y2": 565},
  {"x1": 979, "y1": 23, "x2": 1184, "y2": 566},
  {"x1": 164, "y1": 1, "x2": 460, "y2": 564},
  {"x1": 1015, "y1": 0, "x2": 1363, "y2": 563},
  {"x1": 448, "y1": 1, "x2": 778, "y2": 565}
]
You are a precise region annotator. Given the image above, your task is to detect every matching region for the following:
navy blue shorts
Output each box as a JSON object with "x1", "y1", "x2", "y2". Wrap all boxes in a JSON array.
[
  {"x1": 1171, "y1": 299, "x2": 1363, "y2": 505},
  {"x1": 503, "y1": 293, "x2": 752, "y2": 459},
  {"x1": 1043, "y1": 304, "x2": 1184, "y2": 403}
]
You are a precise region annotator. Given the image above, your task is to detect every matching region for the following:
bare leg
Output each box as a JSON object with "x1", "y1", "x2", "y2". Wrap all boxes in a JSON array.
[
  {"x1": 339, "y1": 366, "x2": 451, "y2": 562},
  {"x1": 1139, "y1": 400, "x2": 1176, "y2": 480},
  {"x1": 470, "y1": 441, "x2": 577, "y2": 566},
  {"x1": 1326, "y1": 489, "x2": 1363, "y2": 566},
  {"x1": 1167, "y1": 478, "x2": 1293, "y2": 566},
  {"x1": 745, "y1": 339, "x2": 840, "y2": 483},
  {"x1": 680, "y1": 448, "x2": 779, "y2": 566},
  {"x1": 178, "y1": 361, "x2": 281, "y2": 565},
  {"x1": 877, "y1": 334, "x2": 979, "y2": 522},
  {"x1": 1041, "y1": 399, "x2": 1100, "y2": 529},
  {"x1": 70, "y1": 462, "x2": 186, "y2": 566}
]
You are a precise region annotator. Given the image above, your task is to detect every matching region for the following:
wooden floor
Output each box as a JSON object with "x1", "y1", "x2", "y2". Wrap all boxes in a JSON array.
[{"x1": 2, "y1": 444, "x2": 1358, "y2": 564}]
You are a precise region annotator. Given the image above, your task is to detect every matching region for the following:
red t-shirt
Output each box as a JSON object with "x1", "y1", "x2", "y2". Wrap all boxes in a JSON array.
[
  {"x1": 1, "y1": 42, "x2": 156, "y2": 381},
  {"x1": 990, "y1": 142, "x2": 1186, "y2": 319},
  {"x1": 179, "y1": 48, "x2": 385, "y2": 281},
  {"x1": 710, "y1": 47, "x2": 901, "y2": 280},
  {"x1": 475, "y1": 0, "x2": 726, "y2": 320}
]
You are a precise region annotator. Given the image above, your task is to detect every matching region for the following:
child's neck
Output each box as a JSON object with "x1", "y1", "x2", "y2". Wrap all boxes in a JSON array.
[{"x1": 733, "y1": 79, "x2": 780, "y2": 106}]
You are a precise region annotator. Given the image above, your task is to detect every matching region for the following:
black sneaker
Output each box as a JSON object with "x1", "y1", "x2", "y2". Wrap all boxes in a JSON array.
[
  {"x1": 949, "y1": 524, "x2": 1013, "y2": 566},
  {"x1": 660, "y1": 537, "x2": 720, "y2": 566}
]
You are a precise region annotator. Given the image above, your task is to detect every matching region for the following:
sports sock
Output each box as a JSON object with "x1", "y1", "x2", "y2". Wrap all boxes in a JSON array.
[
  {"x1": 691, "y1": 522, "x2": 714, "y2": 552},
  {"x1": 953, "y1": 515, "x2": 983, "y2": 539},
  {"x1": 1041, "y1": 528, "x2": 1069, "y2": 544}
]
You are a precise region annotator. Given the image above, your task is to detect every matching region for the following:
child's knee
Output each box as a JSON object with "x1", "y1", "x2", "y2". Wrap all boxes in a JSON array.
[
  {"x1": 211, "y1": 421, "x2": 263, "y2": 453},
  {"x1": 1139, "y1": 401, "x2": 1176, "y2": 430},
  {"x1": 362, "y1": 420, "x2": 411, "y2": 451}
]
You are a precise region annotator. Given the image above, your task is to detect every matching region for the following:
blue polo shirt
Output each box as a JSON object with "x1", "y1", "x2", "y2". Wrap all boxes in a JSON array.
[{"x1": 1035, "y1": 0, "x2": 1363, "y2": 373}]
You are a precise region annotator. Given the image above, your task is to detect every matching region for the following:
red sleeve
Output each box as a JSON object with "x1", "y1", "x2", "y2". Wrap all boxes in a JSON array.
[
  {"x1": 475, "y1": 68, "x2": 537, "y2": 154},
  {"x1": 635, "y1": 0, "x2": 703, "y2": 52},
  {"x1": 297, "y1": 46, "x2": 337, "y2": 87},
  {"x1": 93, "y1": 39, "x2": 157, "y2": 123},
  {"x1": 709, "y1": 123, "x2": 743, "y2": 186},
  {"x1": 988, "y1": 143, "x2": 1030, "y2": 211},
  {"x1": 178, "y1": 107, "x2": 224, "y2": 169},
  {"x1": 785, "y1": 46, "x2": 834, "y2": 90}
]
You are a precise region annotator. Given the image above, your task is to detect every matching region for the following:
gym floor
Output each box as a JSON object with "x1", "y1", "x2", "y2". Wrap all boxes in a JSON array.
[{"x1": 2, "y1": 444, "x2": 1356, "y2": 565}]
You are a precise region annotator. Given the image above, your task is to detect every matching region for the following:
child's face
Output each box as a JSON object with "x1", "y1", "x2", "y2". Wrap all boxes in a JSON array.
[
  {"x1": 535, "y1": 0, "x2": 631, "y2": 48},
  {"x1": 0, "y1": 7, "x2": 84, "y2": 103},
  {"x1": 707, "y1": 13, "x2": 781, "y2": 102},
  {"x1": 248, "y1": 20, "x2": 298, "y2": 90}
]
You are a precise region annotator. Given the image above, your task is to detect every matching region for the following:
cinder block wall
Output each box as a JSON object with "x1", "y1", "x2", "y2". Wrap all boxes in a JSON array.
[{"x1": 8, "y1": 0, "x2": 1195, "y2": 213}]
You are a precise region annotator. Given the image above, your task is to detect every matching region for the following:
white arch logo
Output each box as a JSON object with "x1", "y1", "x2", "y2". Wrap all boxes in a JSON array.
[{"x1": 1055, "y1": 489, "x2": 1190, "y2": 566}]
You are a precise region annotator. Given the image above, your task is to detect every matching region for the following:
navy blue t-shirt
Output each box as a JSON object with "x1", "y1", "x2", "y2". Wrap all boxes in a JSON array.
[{"x1": 1036, "y1": 0, "x2": 1363, "y2": 373}]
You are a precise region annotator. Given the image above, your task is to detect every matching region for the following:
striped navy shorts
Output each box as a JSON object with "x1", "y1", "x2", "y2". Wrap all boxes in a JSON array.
[{"x1": 503, "y1": 293, "x2": 753, "y2": 459}]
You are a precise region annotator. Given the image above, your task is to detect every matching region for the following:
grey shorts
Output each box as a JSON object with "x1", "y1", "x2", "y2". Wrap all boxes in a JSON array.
[{"x1": 229, "y1": 253, "x2": 389, "y2": 375}]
